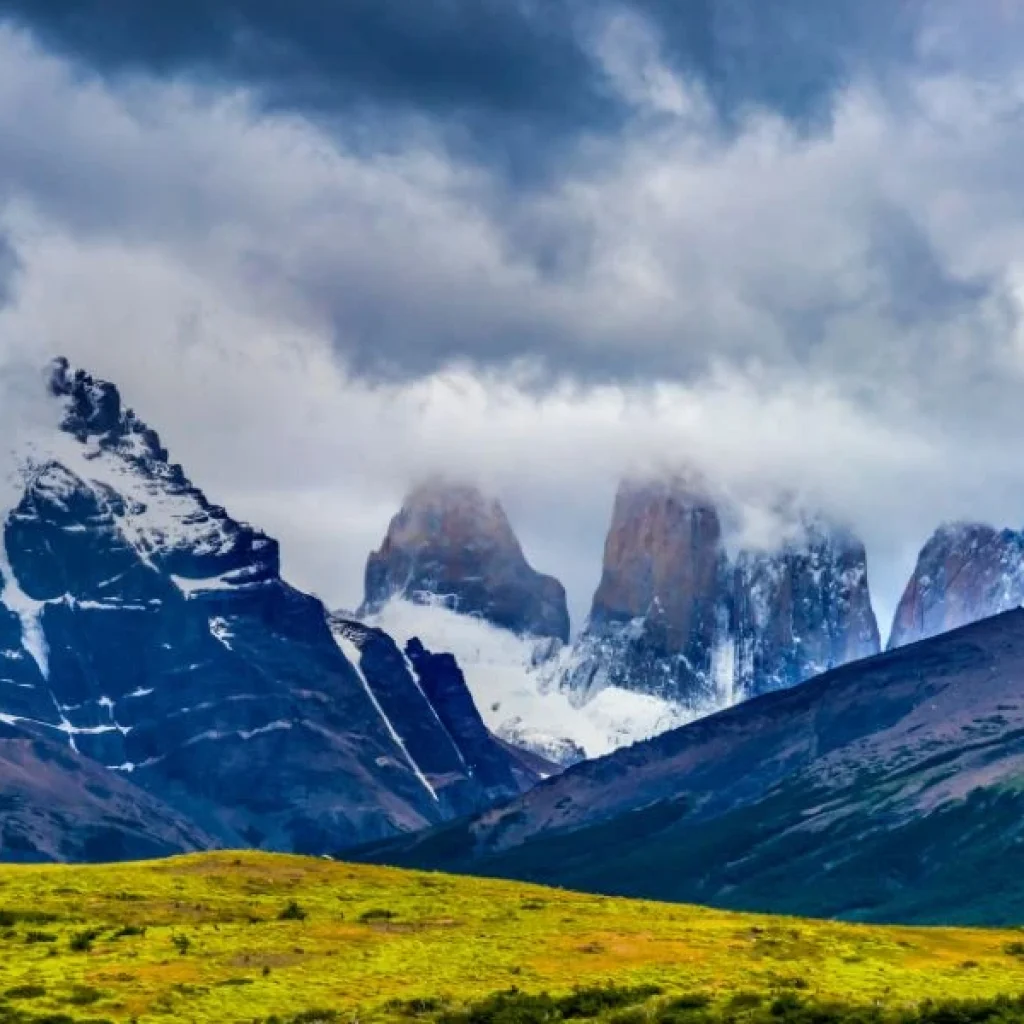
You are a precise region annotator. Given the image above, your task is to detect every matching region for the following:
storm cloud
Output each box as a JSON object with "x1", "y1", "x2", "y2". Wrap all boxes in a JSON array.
[{"x1": 1, "y1": 2, "x2": 1024, "y2": 636}]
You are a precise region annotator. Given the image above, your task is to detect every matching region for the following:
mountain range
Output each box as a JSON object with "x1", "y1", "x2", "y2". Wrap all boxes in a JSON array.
[
  {"x1": 357, "y1": 609, "x2": 1024, "y2": 925},
  {"x1": 5, "y1": 359, "x2": 1024, "y2": 930}
]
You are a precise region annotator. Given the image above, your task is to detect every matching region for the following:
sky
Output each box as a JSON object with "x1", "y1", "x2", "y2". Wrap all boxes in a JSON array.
[{"x1": 1, "y1": 1, "x2": 1024, "y2": 638}]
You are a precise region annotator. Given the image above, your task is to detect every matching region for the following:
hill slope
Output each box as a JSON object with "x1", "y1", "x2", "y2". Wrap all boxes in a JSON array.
[
  {"x1": 3, "y1": 852, "x2": 1024, "y2": 1023},
  {"x1": 359, "y1": 610, "x2": 1024, "y2": 925}
]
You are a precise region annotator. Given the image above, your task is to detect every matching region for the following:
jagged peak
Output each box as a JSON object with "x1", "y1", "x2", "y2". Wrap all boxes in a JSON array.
[
  {"x1": 47, "y1": 357, "x2": 168, "y2": 465},
  {"x1": 384, "y1": 476, "x2": 517, "y2": 552},
  {"x1": 364, "y1": 476, "x2": 569, "y2": 642}
]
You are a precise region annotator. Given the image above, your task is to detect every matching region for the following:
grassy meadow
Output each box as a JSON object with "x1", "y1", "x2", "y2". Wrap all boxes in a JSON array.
[{"x1": 1, "y1": 852, "x2": 1024, "y2": 1024}]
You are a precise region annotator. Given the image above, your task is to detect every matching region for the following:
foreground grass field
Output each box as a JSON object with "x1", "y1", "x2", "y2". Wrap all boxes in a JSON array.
[{"x1": 1, "y1": 852, "x2": 1024, "y2": 1024}]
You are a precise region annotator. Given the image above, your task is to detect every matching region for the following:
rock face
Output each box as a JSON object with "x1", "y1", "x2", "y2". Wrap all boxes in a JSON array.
[
  {"x1": 363, "y1": 481, "x2": 569, "y2": 643},
  {"x1": 329, "y1": 617, "x2": 533, "y2": 816},
  {"x1": 567, "y1": 478, "x2": 880, "y2": 706},
  {"x1": 888, "y1": 523, "x2": 1024, "y2": 650},
  {"x1": 360, "y1": 609, "x2": 1024, "y2": 926},
  {"x1": 0, "y1": 359, "x2": 533, "y2": 861}
]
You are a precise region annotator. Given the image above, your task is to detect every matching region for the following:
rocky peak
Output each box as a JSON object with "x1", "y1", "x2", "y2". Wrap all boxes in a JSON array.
[
  {"x1": 590, "y1": 476, "x2": 723, "y2": 655},
  {"x1": 363, "y1": 478, "x2": 570, "y2": 642},
  {"x1": 572, "y1": 476, "x2": 879, "y2": 706},
  {"x1": 49, "y1": 357, "x2": 167, "y2": 462},
  {"x1": 888, "y1": 522, "x2": 1024, "y2": 650}
]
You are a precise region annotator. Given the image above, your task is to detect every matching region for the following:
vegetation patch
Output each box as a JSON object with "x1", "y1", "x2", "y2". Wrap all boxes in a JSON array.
[{"x1": 0, "y1": 852, "x2": 1021, "y2": 1023}]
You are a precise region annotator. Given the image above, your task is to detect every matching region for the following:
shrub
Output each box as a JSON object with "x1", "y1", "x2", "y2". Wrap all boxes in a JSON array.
[
  {"x1": 113, "y1": 924, "x2": 147, "y2": 939},
  {"x1": 65, "y1": 985, "x2": 104, "y2": 1006},
  {"x1": 171, "y1": 933, "x2": 191, "y2": 955},
  {"x1": 69, "y1": 928, "x2": 102, "y2": 952},
  {"x1": 5, "y1": 983, "x2": 46, "y2": 999},
  {"x1": 386, "y1": 997, "x2": 447, "y2": 1017},
  {"x1": 278, "y1": 900, "x2": 308, "y2": 922},
  {"x1": 25, "y1": 931, "x2": 58, "y2": 944},
  {"x1": 358, "y1": 908, "x2": 396, "y2": 924}
]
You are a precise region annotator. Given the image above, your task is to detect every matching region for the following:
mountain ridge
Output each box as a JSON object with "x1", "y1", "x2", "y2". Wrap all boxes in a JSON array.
[{"x1": 356, "y1": 608, "x2": 1024, "y2": 924}]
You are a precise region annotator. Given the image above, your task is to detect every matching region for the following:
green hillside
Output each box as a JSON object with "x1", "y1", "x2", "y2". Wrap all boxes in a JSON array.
[{"x1": 1, "y1": 852, "x2": 1024, "y2": 1024}]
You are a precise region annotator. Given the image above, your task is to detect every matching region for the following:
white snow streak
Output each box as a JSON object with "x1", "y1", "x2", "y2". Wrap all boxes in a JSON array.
[{"x1": 333, "y1": 631, "x2": 439, "y2": 802}]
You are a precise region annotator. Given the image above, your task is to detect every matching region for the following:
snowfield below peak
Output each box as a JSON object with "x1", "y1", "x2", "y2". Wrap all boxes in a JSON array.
[{"x1": 363, "y1": 598, "x2": 693, "y2": 763}]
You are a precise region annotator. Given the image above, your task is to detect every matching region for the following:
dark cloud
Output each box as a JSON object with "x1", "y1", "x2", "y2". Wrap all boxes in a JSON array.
[
  {"x1": 0, "y1": 0, "x2": 611, "y2": 179},
  {"x1": 0, "y1": 0, "x2": 935, "y2": 181}
]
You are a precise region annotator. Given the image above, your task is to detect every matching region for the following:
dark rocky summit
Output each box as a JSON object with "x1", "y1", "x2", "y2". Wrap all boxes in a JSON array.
[
  {"x1": 565, "y1": 477, "x2": 880, "y2": 707},
  {"x1": 889, "y1": 522, "x2": 1024, "y2": 649},
  {"x1": 328, "y1": 617, "x2": 533, "y2": 817},
  {"x1": 359, "y1": 609, "x2": 1024, "y2": 926},
  {"x1": 362, "y1": 480, "x2": 570, "y2": 642},
  {"x1": 0, "y1": 360, "x2": 533, "y2": 861}
]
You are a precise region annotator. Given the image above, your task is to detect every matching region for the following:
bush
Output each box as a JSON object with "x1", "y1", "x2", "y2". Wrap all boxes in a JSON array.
[
  {"x1": 386, "y1": 997, "x2": 447, "y2": 1017},
  {"x1": 358, "y1": 908, "x2": 396, "y2": 924},
  {"x1": 65, "y1": 986, "x2": 103, "y2": 1006},
  {"x1": 5, "y1": 984, "x2": 46, "y2": 999},
  {"x1": 113, "y1": 924, "x2": 147, "y2": 939},
  {"x1": 438, "y1": 984, "x2": 664, "y2": 1024},
  {"x1": 0, "y1": 908, "x2": 59, "y2": 928},
  {"x1": 278, "y1": 900, "x2": 308, "y2": 922},
  {"x1": 69, "y1": 928, "x2": 102, "y2": 952},
  {"x1": 25, "y1": 931, "x2": 58, "y2": 944},
  {"x1": 171, "y1": 933, "x2": 191, "y2": 955}
]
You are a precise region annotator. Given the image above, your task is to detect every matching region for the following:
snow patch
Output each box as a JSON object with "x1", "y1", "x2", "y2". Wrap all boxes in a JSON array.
[
  {"x1": 366, "y1": 599, "x2": 692, "y2": 761},
  {"x1": 0, "y1": 530, "x2": 49, "y2": 679}
]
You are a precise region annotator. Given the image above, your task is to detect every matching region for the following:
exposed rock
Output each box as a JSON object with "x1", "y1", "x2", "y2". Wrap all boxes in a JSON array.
[
  {"x1": 888, "y1": 522, "x2": 1024, "y2": 649},
  {"x1": 568, "y1": 478, "x2": 880, "y2": 706},
  {"x1": 328, "y1": 616, "x2": 536, "y2": 816},
  {"x1": 363, "y1": 480, "x2": 569, "y2": 642}
]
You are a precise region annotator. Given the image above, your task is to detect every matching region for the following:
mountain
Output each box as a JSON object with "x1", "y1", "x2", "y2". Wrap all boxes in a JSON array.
[
  {"x1": 328, "y1": 615, "x2": 546, "y2": 813},
  {"x1": 565, "y1": 477, "x2": 880, "y2": 708},
  {"x1": 362, "y1": 479, "x2": 570, "y2": 643},
  {"x1": 358, "y1": 476, "x2": 879, "y2": 765},
  {"x1": 0, "y1": 359, "x2": 534, "y2": 860},
  {"x1": 889, "y1": 522, "x2": 1024, "y2": 649},
  {"x1": 0, "y1": 717, "x2": 214, "y2": 862},
  {"x1": 359, "y1": 480, "x2": 689, "y2": 764},
  {"x1": 357, "y1": 609, "x2": 1024, "y2": 925}
]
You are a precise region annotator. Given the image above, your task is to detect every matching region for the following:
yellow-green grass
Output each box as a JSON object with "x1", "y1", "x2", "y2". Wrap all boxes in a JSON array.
[{"x1": 0, "y1": 851, "x2": 1023, "y2": 1023}]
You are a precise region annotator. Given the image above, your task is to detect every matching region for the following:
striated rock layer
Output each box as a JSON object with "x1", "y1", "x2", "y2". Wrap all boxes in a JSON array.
[
  {"x1": 567, "y1": 478, "x2": 880, "y2": 706},
  {"x1": 889, "y1": 523, "x2": 1024, "y2": 650},
  {"x1": 363, "y1": 480, "x2": 569, "y2": 643}
]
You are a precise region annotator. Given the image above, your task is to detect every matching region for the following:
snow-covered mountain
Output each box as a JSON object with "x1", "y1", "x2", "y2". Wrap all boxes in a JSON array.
[
  {"x1": 360, "y1": 477, "x2": 880, "y2": 763},
  {"x1": 565, "y1": 478, "x2": 880, "y2": 708},
  {"x1": 0, "y1": 359, "x2": 538, "y2": 861},
  {"x1": 888, "y1": 522, "x2": 1024, "y2": 650}
]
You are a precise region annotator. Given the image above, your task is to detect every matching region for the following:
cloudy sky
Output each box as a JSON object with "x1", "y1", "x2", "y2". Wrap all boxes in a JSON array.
[{"x1": 1, "y1": 1, "x2": 1024, "y2": 638}]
